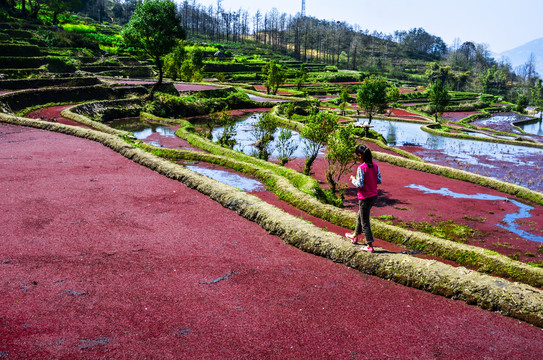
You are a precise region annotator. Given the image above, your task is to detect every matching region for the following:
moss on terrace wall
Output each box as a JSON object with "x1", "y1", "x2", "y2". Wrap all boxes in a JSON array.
[
  {"x1": 1, "y1": 111, "x2": 542, "y2": 328},
  {"x1": 0, "y1": 85, "x2": 148, "y2": 113}
]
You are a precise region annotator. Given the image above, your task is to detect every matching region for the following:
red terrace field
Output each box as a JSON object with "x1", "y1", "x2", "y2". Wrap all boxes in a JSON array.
[
  {"x1": 173, "y1": 83, "x2": 223, "y2": 92},
  {"x1": 285, "y1": 152, "x2": 543, "y2": 264},
  {"x1": 388, "y1": 108, "x2": 430, "y2": 121},
  {"x1": 26, "y1": 105, "x2": 92, "y2": 129},
  {"x1": 2, "y1": 123, "x2": 543, "y2": 358},
  {"x1": 442, "y1": 111, "x2": 481, "y2": 122},
  {"x1": 253, "y1": 85, "x2": 295, "y2": 96},
  {"x1": 22, "y1": 104, "x2": 543, "y2": 263}
]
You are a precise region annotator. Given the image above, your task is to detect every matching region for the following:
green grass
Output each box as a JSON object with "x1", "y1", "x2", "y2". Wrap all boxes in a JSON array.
[{"x1": 61, "y1": 23, "x2": 96, "y2": 33}]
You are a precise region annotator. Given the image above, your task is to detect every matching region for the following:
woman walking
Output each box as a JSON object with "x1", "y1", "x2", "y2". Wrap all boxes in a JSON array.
[{"x1": 346, "y1": 144, "x2": 382, "y2": 252}]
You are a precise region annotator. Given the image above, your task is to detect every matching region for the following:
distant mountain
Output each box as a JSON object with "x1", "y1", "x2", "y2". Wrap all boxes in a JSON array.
[{"x1": 497, "y1": 38, "x2": 543, "y2": 77}]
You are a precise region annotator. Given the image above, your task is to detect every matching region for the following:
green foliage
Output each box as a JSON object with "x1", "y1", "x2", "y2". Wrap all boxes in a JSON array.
[
  {"x1": 262, "y1": 60, "x2": 286, "y2": 95},
  {"x1": 391, "y1": 218, "x2": 477, "y2": 243},
  {"x1": 213, "y1": 108, "x2": 237, "y2": 148},
  {"x1": 356, "y1": 75, "x2": 389, "y2": 123},
  {"x1": 276, "y1": 128, "x2": 298, "y2": 166},
  {"x1": 163, "y1": 40, "x2": 187, "y2": 80},
  {"x1": 215, "y1": 72, "x2": 227, "y2": 82},
  {"x1": 36, "y1": 29, "x2": 100, "y2": 51},
  {"x1": 61, "y1": 23, "x2": 95, "y2": 33},
  {"x1": 425, "y1": 62, "x2": 452, "y2": 85},
  {"x1": 387, "y1": 86, "x2": 401, "y2": 114},
  {"x1": 121, "y1": 0, "x2": 185, "y2": 95},
  {"x1": 480, "y1": 66, "x2": 507, "y2": 95},
  {"x1": 428, "y1": 79, "x2": 450, "y2": 122},
  {"x1": 294, "y1": 63, "x2": 308, "y2": 90},
  {"x1": 301, "y1": 111, "x2": 339, "y2": 175},
  {"x1": 515, "y1": 94, "x2": 528, "y2": 113},
  {"x1": 251, "y1": 112, "x2": 278, "y2": 160},
  {"x1": 48, "y1": 0, "x2": 82, "y2": 25},
  {"x1": 325, "y1": 125, "x2": 357, "y2": 197}
]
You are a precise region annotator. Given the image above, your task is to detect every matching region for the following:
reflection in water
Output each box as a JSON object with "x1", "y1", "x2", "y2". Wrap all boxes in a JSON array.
[
  {"x1": 185, "y1": 165, "x2": 265, "y2": 192},
  {"x1": 211, "y1": 112, "x2": 319, "y2": 159},
  {"x1": 406, "y1": 184, "x2": 543, "y2": 243},
  {"x1": 132, "y1": 126, "x2": 176, "y2": 139},
  {"x1": 366, "y1": 119, "x2": 543, "y2": 168},
  {"x1": 108, "y1": 118, "x2": 177, "y2": 140},
  {"x1": 516, "y1": 118, "x2": 543, "y2": 136}
]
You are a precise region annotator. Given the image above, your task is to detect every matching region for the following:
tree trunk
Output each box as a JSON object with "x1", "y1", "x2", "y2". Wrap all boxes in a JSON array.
[
  {"x1": 20, "y1": 0, "x2": 27, "y2": 17},
  {"x1": 325, "y1": 171, "x2": 337, "y2": 195},
  {"x1": 149, "y1": 58, "x2": 163, "y2": 100},
  {"x1": 303, "y1": 153, "x2": 318, "y2": 175}
]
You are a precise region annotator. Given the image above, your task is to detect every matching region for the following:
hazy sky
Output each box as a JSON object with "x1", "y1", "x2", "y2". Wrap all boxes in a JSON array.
[{"x1": 189, "y1": 0, "x2": 543, "y2": 54}]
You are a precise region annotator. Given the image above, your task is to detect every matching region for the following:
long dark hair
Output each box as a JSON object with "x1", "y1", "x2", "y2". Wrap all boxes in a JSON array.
[{"x1": 355, "y1": 144, "x2": 374, "y2": 168}]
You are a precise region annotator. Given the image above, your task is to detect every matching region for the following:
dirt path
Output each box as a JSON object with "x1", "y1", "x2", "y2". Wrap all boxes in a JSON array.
[{"x1": 2, "y1": 123, "x2": 543, "y2": 359}]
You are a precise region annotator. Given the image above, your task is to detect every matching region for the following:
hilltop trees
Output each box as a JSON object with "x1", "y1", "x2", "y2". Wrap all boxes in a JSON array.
[{"x1": 122, "y1": 0, "x2": 185, "y2": 98}]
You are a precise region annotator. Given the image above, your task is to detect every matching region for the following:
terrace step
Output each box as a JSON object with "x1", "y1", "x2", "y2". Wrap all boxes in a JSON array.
[{"x1": 0, "y1": 43, "x2": 41, "y2": 57}]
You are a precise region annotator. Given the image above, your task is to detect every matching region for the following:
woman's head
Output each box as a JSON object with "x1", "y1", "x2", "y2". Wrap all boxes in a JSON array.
[{"x1": 355, "y1": 144, "x2": 373, "y2": 167}]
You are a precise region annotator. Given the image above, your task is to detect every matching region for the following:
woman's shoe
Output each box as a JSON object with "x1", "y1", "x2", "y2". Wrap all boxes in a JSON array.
[
  {"x1": 345, "y1": 232, "x2": 358, "y2": 244},
  {"x1": 361, "y1": 245, "x2": 374, "y2": 253}
]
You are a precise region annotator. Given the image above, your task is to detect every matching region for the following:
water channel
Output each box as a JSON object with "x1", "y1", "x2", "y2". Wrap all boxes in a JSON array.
[{"x1": 407, "y1": 184, "x2": 543, "y2": 243}]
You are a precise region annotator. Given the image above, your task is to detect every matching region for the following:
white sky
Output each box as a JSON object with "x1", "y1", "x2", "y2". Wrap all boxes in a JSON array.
[{"x1": 188, "y1": 0, "x2": 543, "y2": 54}]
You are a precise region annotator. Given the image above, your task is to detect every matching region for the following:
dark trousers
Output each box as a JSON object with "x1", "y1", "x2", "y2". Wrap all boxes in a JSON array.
[{"x1": 355, "y1": 196, "x2": 377, "y2": 245}]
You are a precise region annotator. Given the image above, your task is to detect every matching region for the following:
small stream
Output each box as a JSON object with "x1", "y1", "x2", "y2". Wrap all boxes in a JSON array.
[{"x1": 407, "y1": 184, "x2": 543, "y2": 243}]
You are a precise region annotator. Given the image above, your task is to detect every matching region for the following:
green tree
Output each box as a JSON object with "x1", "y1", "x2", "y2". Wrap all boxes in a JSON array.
[
  {"x1": 262, "y1": 60, "x2": 286, "y2": 95},
  {"x1": 324, "y1": 125, "x2": 357, "y2": 198},
  {"x1": 356, "y1": 75, "x2": 389, "y2": 124},
  {"x1": 251, "y1": 112, "x2": 278, "y2": 160},
  {"x1": 214, "y1": 107, "x2": 237, "y2": 148},
  {"x1": 532, "y1": 79, "x2": 543, "y2": 119},
  {"x1": 339, "y1": 87, "x2": 351, "y2": 116},
  {"x1": 480, "y1": 66, "x2": 507, "y2": 95},
  {"x1": 47, "y1": 0, "x2": 81, "y2": 25},
  {"x1": 294, "y1": 63, "x2": 308, "y2": 90},
  {"x1": 276, "y1": 128, "x2": 298, "y2": 166},
  {"x1": 515, "y1": 94, "x2": 528, "y2": 113},
  {"x1": 163, "y1": 40, "x2": 187, "y2": 80},
  {"x1": 428, "y1": 80, "x2": 450, "y2": 122},
  {"x1": 301, "y1": 112, "x2": 338, "y2": 175},
  {"x1": 122, "y1": 0, "x2": 185, "y2": 98},
  {"x1": 425, "y1": 62, "x2": 452, "y2": 85},
  {"x1": 387, "y1": 86, "x2": 400, "y2": 116}
]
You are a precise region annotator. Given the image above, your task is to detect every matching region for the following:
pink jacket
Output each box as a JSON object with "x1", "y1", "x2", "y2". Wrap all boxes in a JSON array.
[{"x1": 352, "y1": 162, "x2": 381, "y2": 199}]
